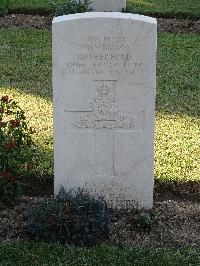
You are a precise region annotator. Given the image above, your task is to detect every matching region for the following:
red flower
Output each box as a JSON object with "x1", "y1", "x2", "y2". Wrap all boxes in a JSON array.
[
  {"x1": 11, "y1": 119, "x2": 20, "y2": 128},
  {"x1": 1, "y1": 96, "x2": 9, "y2": 103},
  {"x1": 4, "y1": 140, "x2": 15, "y2": 150}
]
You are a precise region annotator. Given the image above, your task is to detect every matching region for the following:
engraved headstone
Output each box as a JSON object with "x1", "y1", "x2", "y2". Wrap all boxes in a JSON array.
[
  {"x1": 53, "y1": 13, "x2": 157, "y2": 209},
  {"x1": 88, "y1": 0, "x2": 126, "y2": 11}
]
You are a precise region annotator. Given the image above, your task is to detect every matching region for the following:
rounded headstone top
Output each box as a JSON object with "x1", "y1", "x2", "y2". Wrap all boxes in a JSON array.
[{"x1": 52, "y1": 12, "x2": 157, "y2": 25}]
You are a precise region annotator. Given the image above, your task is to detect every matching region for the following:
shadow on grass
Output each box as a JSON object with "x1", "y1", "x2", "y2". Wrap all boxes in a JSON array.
[
  {"x1": 0, "y1": 28, "x2": 52, "y2": 100},
  {"x1": 22, "y1": 171, "x2": 200, "y2": 203},
  {"x1": 154, "y1": 178, "x2": 200, "y2": 203},
  {"x1": 156, "y1": 33, "x2": 200, "y2": 118},
  {"x1": 0, "y1": 29, "x2": 199, "y2": 118}
]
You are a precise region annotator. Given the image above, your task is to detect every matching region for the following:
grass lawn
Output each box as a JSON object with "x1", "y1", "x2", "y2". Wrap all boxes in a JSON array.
[
  {"x1": 9, "y1": 0, "x2": 66, "y2": 13},
  {"x1": 7, "y1": 0, "x2": 200, "y2": 19},
  {"x1": 0, "y1": 28, "x2": 199, "y2": 182},
  {"x1": 0, "y1": 241, "x2": 199, "y2": 265},
  {"x1": 126, "y1": 0, "x2": 200, "y2": 19}
]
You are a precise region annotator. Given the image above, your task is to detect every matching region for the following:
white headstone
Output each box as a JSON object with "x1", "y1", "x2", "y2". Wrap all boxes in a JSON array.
[
  {"x1": 89, "y1": 0, "x2": 126, "y2": 11},
  {"x1": 53, "y1": 13, "x2": 157, "y2": 209}
]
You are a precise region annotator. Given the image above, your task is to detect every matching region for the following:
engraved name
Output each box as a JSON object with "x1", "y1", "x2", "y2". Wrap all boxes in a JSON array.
[{"x1": 63, "y1": 34, "x2": 144, "y2": 76}]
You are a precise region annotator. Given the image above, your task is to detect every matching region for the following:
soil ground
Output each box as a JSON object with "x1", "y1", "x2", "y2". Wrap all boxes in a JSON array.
[
  {"x1": 0, "y1": 193, "x2": 199, "y2": 248},
  {"x1": 0, "y1": 14, "x2": 199, "y2": 34},
  {"x1": 0, "y1": 178, "x2": 199, "y2": 247}
]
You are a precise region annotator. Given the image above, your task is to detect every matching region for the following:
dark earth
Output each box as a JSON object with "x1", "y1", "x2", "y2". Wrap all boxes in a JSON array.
[
  {"x1": 0, "y1": 13, "x2": 199, "y2": 247},
  {"x1": 0, "y1": 14, "x2": 199, "y2": 34},
  {"x1": 0, "y1": 178, "x2": 199, "y2": 247}
]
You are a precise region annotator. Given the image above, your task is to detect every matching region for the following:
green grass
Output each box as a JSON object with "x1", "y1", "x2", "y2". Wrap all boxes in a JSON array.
[
  {"x1": 127, "y1": 0, "x2": 200, "y2": 19},
  {"x1": 0, "y1": 28, "x2": 199, "y2": 181},
  {"x1": 0, "y1": 241, "x2": 199, "y2": 265},
  {"x1": 0, "y1": 0, "x2": 9, "y2": 16},
  {"x1": 7, "y1": 0, "x2": 200, "y2": 18},
  {"x1": 155, "y1": 33, "x2": 200, "y2": 181},
  {"x1": 9, "y1": 0, "x2": 65, "y2": 13},
  {"x1": 0, "y1": 29, "x2": 53, "y2": 177}
]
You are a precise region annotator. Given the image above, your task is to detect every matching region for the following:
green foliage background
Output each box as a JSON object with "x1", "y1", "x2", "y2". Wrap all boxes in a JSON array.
[{"x1": 7, "y1": 0, "x2": 200, "y2": 19}]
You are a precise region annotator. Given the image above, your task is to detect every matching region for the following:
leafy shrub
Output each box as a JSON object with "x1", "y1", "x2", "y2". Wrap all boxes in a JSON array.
[
  {"x1": 0, "y1": 0, "x2": 9, "y2": 16},
  {"x1": 0, "y1": 95, "x2": 35, "y2": 203},
  {"x1": 51, "y1": 0, "x2": 93, "y2": 16},
  {"x1": 133, "y1": 211, "x2": 155, "y2": 231},
  {"x1": 25, "y1": 187, "x2": 108, "y2": 246},
  {"x1": 0, "y1": 178, "x2": 23, "y2": 205}
]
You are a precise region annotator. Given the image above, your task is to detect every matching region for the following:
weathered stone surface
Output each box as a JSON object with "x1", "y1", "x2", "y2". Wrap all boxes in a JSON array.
[
  {"x1": 53, "y1": 13, "x2": 157, "y2": 209},
  {"x1": 88, "y1": 0, "x2": 126, "y2": 11}
]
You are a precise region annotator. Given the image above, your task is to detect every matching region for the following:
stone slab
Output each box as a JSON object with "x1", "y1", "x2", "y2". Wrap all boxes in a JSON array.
[
  {"x1": 88, "y1": 0, "x2": 126, "y2": 11},
  {"x1": 53, "y1": 13, "x2": 157, "y2": 209}
]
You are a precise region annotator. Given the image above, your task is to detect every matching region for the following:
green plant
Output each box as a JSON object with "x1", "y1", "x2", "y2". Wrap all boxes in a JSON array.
[
  {"x1": 133, "y1": 211, "x2": 155, "y2": 231},
  {"x1": 0, "y1": 0, "x2": 10, "y2": 16},
  {"x1": 7, "y1": 0, "x2": 200, "y2": 19},
  {"x1": 25, "y1": 187, "x2": 108, "y2": 246},
  {"x1": 126, "y1": 0, "x2": 200, "y2": 19},
  {"x1": 51, "y1": 0, "x2": 92, "y2": 16},
  {"x1": 0, "y1": 95, "x2": 35, "y2": 203},
  {"x1": 1, "y1": 241, "x2": 200, "y2": 265},
  {"x1": 0, "y1": 178, "x2": 23, "y2": 205}
]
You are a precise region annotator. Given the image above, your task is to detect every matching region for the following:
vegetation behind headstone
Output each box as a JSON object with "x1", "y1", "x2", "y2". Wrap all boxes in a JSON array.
[
  {"x1": 0, "y1": 0, "x2": 9, "y2": 16},
  {"x1": 50, "y1": 0, "x2": 92, "y2": 16}
]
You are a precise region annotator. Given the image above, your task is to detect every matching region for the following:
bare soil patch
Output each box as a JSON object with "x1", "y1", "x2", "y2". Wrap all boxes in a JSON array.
[
  {"x1": 108, "y1": 199, "x2": 200, "y2": 248},
  {"x1": 0, "y1": 196, "x2": 199, "y2": 248},
  {"x1": 0, "y1": 14, "x2": 199, "y2": 34},
  {"x1": 1, "y1": 179, "x2": 200, "y2": 247},
  {"x1": 0, "y1": 14, "x2": 52, "y2": 30},
  {"x1": 158, "y1": 17, "x2": 200, "y2": 34}
]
